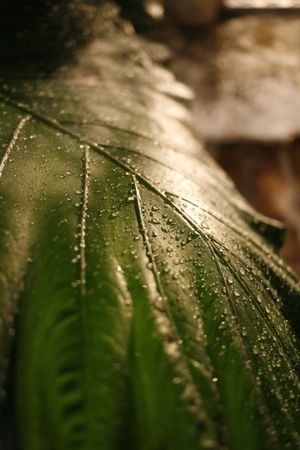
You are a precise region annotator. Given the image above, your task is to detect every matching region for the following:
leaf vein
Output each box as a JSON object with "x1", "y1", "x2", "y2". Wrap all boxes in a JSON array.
[
  {"x1": 0, "y1": 114, "x2": 30, "y2": 179},
  {"x1": 132, "y1": 174, "x2": 217, "y2": 445},
  {"x1": 1, "y1": 94, "x2": 298, "y2": 289}
]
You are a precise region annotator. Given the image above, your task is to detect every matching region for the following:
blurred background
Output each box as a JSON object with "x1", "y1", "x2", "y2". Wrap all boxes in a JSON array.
[{"x1": 132, "y1": 0, "x2": 300, "y2": 274}]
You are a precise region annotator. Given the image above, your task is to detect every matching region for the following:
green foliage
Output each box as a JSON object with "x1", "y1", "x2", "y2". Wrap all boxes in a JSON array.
[{"x1": 0, "y1": 2, "x2": 299, "y2": 449}]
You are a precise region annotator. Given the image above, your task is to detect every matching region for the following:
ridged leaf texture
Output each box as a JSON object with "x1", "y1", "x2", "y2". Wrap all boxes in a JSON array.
[{"x1": 0, "y1": 3, "x2": 299, "y2": 450}]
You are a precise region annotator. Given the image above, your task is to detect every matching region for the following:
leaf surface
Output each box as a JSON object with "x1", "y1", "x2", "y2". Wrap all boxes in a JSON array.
[{"x1": 0, "y1": 4, "x2": 299, "y2": 450}]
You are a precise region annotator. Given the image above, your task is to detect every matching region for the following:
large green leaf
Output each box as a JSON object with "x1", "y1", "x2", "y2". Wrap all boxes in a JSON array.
[{"x1": 0, "y1": 3, "x2": 299, "y2": 450}]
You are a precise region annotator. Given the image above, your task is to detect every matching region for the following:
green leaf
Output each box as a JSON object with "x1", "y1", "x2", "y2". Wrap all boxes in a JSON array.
[{"x1": 0, "y1": 3, "x2": 299, "y2": 450}]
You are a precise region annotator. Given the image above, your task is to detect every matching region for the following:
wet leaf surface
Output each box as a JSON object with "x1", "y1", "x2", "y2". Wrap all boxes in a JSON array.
[{"x1": 0, "y1": 3, "x2": 299, "y2": 450}]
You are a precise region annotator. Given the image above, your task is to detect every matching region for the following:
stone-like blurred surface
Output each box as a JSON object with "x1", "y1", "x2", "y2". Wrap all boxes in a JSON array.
[
  {"x1": 226, "y1": 0, "x2": 300, "y2": 8},
  {"x1": 171, "y1": 14, "x2": 300, "y2": 142}
]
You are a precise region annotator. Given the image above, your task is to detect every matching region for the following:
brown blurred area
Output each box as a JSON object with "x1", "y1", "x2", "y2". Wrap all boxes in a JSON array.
[
  {"x1": 214, "y1": 142, "x2": 300, "y2": 275},
  {"x1": 152, "y1": 0, "x2": 300, "y2": 275}
]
